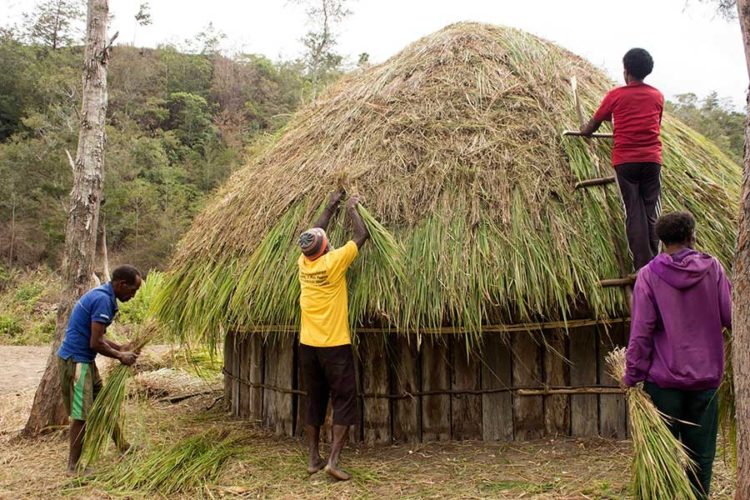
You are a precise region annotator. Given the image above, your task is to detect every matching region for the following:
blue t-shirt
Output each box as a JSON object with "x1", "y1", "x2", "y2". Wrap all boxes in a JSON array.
[{"x1": 58, "y1": 283, "x2": 118, "y2": 363}]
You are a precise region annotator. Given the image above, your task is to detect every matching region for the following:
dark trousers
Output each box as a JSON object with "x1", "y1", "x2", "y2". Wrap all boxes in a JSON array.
[
  {"x1": 615, "y1": 163, "x2": 661, "y2": 270},
  {"x1": 644, "y1": 381, "x2": 718, "y2": 499},
  {"x1": 300, "y1": 344, "x2": 357, "y2": 426}
]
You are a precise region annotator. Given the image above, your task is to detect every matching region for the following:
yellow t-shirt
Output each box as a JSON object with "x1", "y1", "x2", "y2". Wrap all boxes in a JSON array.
[{"x1": 298, "y1": 241, "x2": 359, "y2": 347}]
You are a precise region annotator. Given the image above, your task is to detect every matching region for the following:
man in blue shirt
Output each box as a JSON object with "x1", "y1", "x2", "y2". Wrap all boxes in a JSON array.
[{"x1": 58, "y1": 265, "x2": 142, "y2": 473}]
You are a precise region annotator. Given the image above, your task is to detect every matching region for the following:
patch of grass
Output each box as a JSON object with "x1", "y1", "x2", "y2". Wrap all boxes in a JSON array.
[
  {"x1": 0, "y1": 267, "x2": 59, "y2": 345},
  {"x1": 14, "y1": 283, "x2": 43, "y2": 304},
  {"x1": 0, "y1": 313, "x2": 23, "y2": 338},
  {"x1": 481, "y1": 479, "x2": 555, "y2": 494}
]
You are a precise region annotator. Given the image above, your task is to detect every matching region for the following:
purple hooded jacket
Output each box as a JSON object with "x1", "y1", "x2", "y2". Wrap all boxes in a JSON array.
[{"x1": 624, "y1": 249, "x2": 732, "y2": 390}]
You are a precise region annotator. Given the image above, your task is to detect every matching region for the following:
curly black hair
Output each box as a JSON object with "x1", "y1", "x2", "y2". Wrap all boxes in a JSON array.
[
  {"x1": 623, "y1": 48, "x2": 654, "y2": 80},
  {"x1": 112, "y1": 265, "x2": 141, "y2": 285},
  {"x1": 655, "y1": 212, "x2": 695, "y2": 246}
]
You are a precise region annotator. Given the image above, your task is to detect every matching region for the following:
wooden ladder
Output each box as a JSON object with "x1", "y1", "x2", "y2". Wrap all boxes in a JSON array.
[{"x1": 564, "y1": 76, "x2": 633, "y2": 306}]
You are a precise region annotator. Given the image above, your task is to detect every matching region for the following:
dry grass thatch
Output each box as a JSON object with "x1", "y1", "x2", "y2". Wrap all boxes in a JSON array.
[{"x1": 153, "y1": 22, "x2": 740, "y2": 349}]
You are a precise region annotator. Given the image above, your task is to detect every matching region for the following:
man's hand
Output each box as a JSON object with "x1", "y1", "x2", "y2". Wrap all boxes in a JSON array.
[
  {"x1": 329, "y1": 189, "x2": 345, "y2": 206},
  {"x1": 119, "y1": 351, "x2": 138, "y2": 366},
  {"x1": 346, "y1": 195, "x2": 360, "y2": 210}
]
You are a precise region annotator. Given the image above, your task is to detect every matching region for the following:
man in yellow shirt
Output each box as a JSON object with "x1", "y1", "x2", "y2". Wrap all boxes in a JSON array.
[{"x1": 298, "y1": 189, "x2": 369, "y2": 481}]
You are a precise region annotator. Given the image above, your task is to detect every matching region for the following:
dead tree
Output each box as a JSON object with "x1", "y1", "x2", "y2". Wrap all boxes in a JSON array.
[
  {"x1": 734, "y1": 1, "x2": 750, "y2": 497},
  {"x1": 24, "y1": 0, "x2": 114, "y2": 435}
]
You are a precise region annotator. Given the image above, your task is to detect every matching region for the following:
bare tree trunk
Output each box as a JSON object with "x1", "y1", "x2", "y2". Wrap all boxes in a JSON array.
[
  {"x1": 23, "y1": 0, "x2": 113, "y2": 436},
  {"x1": 733, "y1": 1, "x2": 750, "y2": 497},
  {"x1": 95, "y1": 217, "x2": 110, "y2": 282}
]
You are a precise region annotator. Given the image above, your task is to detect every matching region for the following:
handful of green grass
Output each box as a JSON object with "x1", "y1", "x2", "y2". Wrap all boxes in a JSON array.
[
  {"x1": 98, "y1": 431, "x2": 239, "y2": 494},
  {"x1": 606, "y1": 348, "x2": 697, "y2": 500},
  {"x1": 80, "y1": 320, "x2": 160, "y2": 468},
  {"x1": 356, "y1": 204, "x2": 405, "y2": 282}
]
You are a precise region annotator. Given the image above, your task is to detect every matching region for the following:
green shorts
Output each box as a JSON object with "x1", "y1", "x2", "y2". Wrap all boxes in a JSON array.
[{"x1": 58, "y1": 356, "x2": 102, "y2": 421}]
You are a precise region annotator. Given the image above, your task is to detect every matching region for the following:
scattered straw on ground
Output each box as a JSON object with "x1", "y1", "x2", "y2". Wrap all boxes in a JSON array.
[{"x1": 0, "y1": 386, "x2": 736, "y2": 499}]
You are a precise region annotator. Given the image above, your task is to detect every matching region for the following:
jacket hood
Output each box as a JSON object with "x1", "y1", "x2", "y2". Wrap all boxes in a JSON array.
[{"x1": 648, "y1": 249, "x2": 714, "y2": 290}]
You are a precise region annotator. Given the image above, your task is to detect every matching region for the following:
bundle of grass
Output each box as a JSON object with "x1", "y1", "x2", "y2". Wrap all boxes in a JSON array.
[
  {"x1": 606, "y1": 348, "x2": 697, "y2": 499},
  {"x1": 97, "y1": 431, "x2": 239, "y2": 494},
  {"x1": 153, "y1": 23, "x2": 740, "y2": 352},
  {"x1": 80, "y1": 320, "x2": 160, "y2": 468}
]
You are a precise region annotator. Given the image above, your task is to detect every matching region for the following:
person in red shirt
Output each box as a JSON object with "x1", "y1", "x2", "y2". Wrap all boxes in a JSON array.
[{"x1": 580, "y1": 48, "x2": 664, "y2": 272}]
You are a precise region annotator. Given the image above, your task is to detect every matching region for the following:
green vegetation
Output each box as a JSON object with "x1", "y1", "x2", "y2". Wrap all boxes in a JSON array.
[
  {"x1": 0, "y1": 268, "x2": 59, "y2": 345},
  {"x1": 91, "y1": 431, "x2": 240, "y2": 494},
  {"x1": 666, "y1": 92, "x2": 745, "y2": 165},
  {"x1": 0, "y1": 28, "x2": 317, "y2": 272}
]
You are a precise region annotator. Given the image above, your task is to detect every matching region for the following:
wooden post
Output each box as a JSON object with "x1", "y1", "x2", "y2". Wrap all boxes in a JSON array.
[
  {"x1": 544, "y1": 330, "x2": 570, "y2": 437},
  {"x1": 421, "y1": 338, "x2": 451, "y2": 441},
  {"x1": 481, "y1": 333, "x2": 514, "y2": 441},
  {"x1": 451, "y1": 336, "x2": 482, "y2": 440},
  {"x1": 598, "y1": 324, "x2": 628, "y2": 438},
  {"x1": 248, "y1": 333, "x2": 263, "y2": 421},
  {"x1": 223, "y1": 332, "x2": 234, "y2": 412},
  {"x1": 391, "y1": 334, "x2": 420, "y2": 443},
  {"x1": 361, "y1": 333, "x2": 390, "y2": 444},
  {"x1": 569, "y1": 326, "x2": 599, "y2": 437},
  {"x1": 512, "y1": 332, "x2": 544, "y2": 440}
]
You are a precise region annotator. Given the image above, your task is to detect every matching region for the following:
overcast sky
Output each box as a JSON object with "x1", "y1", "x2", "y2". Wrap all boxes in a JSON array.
[{"x1": 3, "y1": 0, "x2": 748, "y2": 108}]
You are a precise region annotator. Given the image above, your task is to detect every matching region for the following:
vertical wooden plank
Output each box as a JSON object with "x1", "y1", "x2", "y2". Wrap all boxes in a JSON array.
[
  {"x1": 481, "y1": 333, "x2": 513, "y2": 441},
  {"x1": 361, "y1": 333, "x2": 390, "y2": 444},
  {"x1": 238, "y1": 334, "x2": 248, "y2": 418},
  {"x1": 391, "y1": 334, "x2": 420, "y2": 443},
  {"x1": 249, "y1": 333, "x2": 263, "y2": 421},
  {"x1": 275, "y1": 335, "x2": 295, "y2": 437},
  {"x1": 231, "y1": 333, "x2": 241, "y2": 417},
  {"x1": 512, "y1": 332, "x2": 544, "y2": 440},
  {"x1": 569, "y1": 326, "x2": 599, "y2": 437},
  {"x1": 295, "y1": 342, "x2": 307, "y2": 438},
  {"x1": 223, "y1": 332, "x2": 233, "y2": 411},
  {"x1": 451, "y1": 336, "x2": 482, "y2": 440},
  {"x1": 544, "y1": 329, "x2": 570, "y2": 437},
  {"x1": 262, "y1": 337, "x2": 277, "y2": 430},
  {"x1": 598, "y1": 324, "x2": 628, "y2": 438},
  {"x1": 421, "y1": 338, "x2": 451, "y2": 441}
]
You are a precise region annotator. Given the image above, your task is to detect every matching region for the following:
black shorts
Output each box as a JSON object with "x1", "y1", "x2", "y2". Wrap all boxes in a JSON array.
[{"x1": 300, "y1": 344, "x2": 357, "y2": 426}]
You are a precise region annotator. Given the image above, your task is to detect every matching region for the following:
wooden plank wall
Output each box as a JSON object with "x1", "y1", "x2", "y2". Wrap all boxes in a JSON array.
[
  {"x1": 481, "y1": 334, "x2": 513, "y2": 441},
  {"x1": 391, "y1": 335, "x2": 420, "y2": 443},
  {"x1": 226, "y1": 325, "x2": 630, "y2": 443}
]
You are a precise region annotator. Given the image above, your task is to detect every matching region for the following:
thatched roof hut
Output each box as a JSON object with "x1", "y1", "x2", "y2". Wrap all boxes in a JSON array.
[{"x1": 155, "y1": 23, "x2": 739, "y2": 442}]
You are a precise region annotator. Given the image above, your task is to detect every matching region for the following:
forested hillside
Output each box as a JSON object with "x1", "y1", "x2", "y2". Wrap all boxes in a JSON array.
[
  {"x1": 0, "y1": 2, "x2": 743, "y2": 275},
  {"x1": 0, "y1": 33, "x2": 315, "y2": 271}
]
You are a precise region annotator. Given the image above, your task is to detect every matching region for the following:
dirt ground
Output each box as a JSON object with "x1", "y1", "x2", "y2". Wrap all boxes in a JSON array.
[
  {"x1": 0, "y1": 346, "x2": 51, "y2": 395},
  {"x1": 0, "y1": 345, "x2": 737, "y2": 499}
]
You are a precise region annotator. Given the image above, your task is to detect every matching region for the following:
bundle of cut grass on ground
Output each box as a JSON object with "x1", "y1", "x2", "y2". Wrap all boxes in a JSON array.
[
  {"x1": 97, "y1": 430, "x2": 239, "y2": 494},
  {"x1": 80, "y1": 319, "x2": 160, "y2": 468},
  {"x1": 606, "y1": 347, "x2": 697, "y2": 500}
]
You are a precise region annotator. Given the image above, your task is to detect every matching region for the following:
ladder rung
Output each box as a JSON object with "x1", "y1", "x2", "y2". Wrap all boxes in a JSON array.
[
  {"x1": 575, "y1": 176, "x2": 616, "y2": 189},
  {"x1": 563, "y1": 131, "x2": 614, "y2": 139},
  {"x1": 599, "y1": 277, "x2": 635, "y2": 287}
]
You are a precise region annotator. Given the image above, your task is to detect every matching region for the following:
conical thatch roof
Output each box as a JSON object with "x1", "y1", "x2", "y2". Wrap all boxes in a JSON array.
[{"x1": 154, "y1": 23, "x2": 740, "y2": 346}]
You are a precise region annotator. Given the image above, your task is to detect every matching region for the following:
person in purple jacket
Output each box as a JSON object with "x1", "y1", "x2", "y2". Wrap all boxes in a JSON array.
[{"x1": 624, "y1": 211, "x2": 732, "y2": 499}]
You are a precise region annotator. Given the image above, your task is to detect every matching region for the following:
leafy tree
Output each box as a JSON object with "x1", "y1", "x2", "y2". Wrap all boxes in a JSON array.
[
  {"x1": 666, "y1": 92, "x2": 745, "y2": 163},
  {"x1": 295, "y1": 0, "x2": 351, "y2": 96},
  {"x1": 22, "y1": 0, "x2": 85, "y2": 50}
]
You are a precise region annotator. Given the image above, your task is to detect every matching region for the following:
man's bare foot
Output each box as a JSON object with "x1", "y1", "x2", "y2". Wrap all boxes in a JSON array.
[
  {"x1": 66, "y1": 466, "x2": 94, "y2": 477},
  {"x1": 118, "y1": 442, "x2": 137, "y2": 457},
  {"x1": 307, "y1": 456, "x2": 326, "y2": 474},
  {"x1": 324, "y1": 463, "x2": 351, "y2": 481}
]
